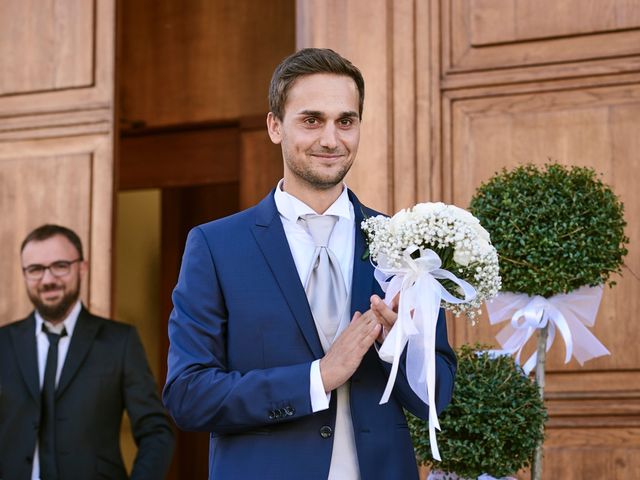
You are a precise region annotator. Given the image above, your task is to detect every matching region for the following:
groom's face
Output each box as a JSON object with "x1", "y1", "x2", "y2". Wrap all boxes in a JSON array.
[{"x1": 267, "y1": 73, "x2": 361, "y2": 193}]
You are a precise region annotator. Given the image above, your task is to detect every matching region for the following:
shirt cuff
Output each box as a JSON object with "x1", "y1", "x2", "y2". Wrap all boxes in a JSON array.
[
  {"x1": 309, "y1": 359, "x2": 331, "y2": 412},
  {"x1": 374, "y1": 340, "x2": 393, "y2": 364}
]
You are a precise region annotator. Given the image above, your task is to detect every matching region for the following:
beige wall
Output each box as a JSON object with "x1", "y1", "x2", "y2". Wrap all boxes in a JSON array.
[
  {"x1": 115, "y1": 189, "x2": 162, "y2": 472},
  {"x1": 115, "y1": 189, "x2": 162, "y2": 379}
]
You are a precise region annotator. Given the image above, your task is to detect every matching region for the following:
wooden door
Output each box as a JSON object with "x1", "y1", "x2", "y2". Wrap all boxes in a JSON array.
[
  {"x1": 437, "y1": 2, "x2": 640, "y2": 477},
  {"x1": 0, "y1": 0, "x2": 116, "y2": 323},
  {"x1": 297, "y1": 0, "x2": 640, "y2": 477}
]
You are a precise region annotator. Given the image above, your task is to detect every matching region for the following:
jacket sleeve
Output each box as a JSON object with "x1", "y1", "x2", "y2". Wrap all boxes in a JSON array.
[
  {"x1": 163, "y1": 227, "x2": 315, "y2": 434},
  {"x1": 122, "y1": 327, "x2": 175, "y2": 480}
]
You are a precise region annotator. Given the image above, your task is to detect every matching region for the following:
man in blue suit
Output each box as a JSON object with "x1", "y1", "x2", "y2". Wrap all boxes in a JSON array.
[{"x1": 163, "y1": 48, "x2": 456, "y2": 480}]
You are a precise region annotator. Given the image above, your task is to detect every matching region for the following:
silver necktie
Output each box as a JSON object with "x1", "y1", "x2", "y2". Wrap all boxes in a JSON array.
[{"x1": 300, "y1": 214, "x2": 348, "y2": 343}]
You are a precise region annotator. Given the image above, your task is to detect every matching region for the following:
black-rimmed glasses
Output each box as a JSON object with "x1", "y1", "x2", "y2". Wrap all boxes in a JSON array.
[{"x1": 22, "y1": 259, "x2": 82, "y2": 280}]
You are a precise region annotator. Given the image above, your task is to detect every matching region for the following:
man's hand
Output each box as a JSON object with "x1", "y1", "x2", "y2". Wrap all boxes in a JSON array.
[
  {"x1": 370, "y1": 294, "x2": 399, "y2": 343},
  {"x1": 319, "y1": 310, "x2": 381, "y2": 392}
]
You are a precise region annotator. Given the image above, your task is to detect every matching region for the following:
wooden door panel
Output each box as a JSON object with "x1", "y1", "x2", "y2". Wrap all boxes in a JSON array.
[
  {"x1": 0, "y1": 134, "x2": 114, "y2": 324},
  {"x1": 0, "y1": 0, "x2": 114, "y2": 117},
  {"x1": 468, "y1": 0, "x2": 640, "y2": 45},
  {"x1": 0, "y1": 0, "x2": 115, "y2": 324},
  {"x1": 119, "y1": 125, "x2": 240, "y2": 190},
  {"x1": 543, "y1": 428, "x2": 640, "y2": 479},
  {"x1": 445, "y1": 84, "x2": 640, "y2": 371},
  {"x1": 444, "y1": 0, "x2": 640, "y2": 85},
  {"x1": 297, "y1": 0, "x2": 420, "y2": 214},
  {"x1": 119, "y1": 0, "x2": 294, "y2": 128},
  {"x1": 0, "y1": 152, "x2": 91, "y2": 323},
  {"x1": 0, "y1": 0, "x2": 94, "y2": 95},
  {"x1": 239, "y1": 116, "x2": 283, "y2": 209}
]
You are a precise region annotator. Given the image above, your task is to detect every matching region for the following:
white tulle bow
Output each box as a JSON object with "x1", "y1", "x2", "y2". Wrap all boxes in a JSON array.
[
  {"x1": 374, "y1": 246, "x2": 476, "y2": 461},
  {"x1": 428, "y1": 471, "x2": 516, "y2": 480},
  {"x1": 486, "y1": 285, "x2": 610, "y2": 374}
]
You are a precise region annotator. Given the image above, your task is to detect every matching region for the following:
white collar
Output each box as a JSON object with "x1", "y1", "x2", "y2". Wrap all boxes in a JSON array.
[
  {"x1": 35, "y1": 300, "x2": 82, "y2": 337},
  {"x1": 274, "y1": 179, "x2": 353, "y2": 222}
]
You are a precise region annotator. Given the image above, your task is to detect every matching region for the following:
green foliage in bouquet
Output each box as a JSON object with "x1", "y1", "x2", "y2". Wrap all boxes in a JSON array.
[
  {"x1": 409, "y1": 345, "x2": 546, "y2": 478},
  {"x1": 469, "y1": 164, "x2": 628, "y2": 297}
]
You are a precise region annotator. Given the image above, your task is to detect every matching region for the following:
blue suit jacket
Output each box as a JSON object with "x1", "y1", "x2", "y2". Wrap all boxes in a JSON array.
[{"x1": 163, "y1": 190, "x2": 456, "y2": 480}]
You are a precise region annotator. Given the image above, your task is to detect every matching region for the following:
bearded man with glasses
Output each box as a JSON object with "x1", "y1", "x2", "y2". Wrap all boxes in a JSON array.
[{"x1": 0, "y1": 224, "x2": 174, "y2": 480}]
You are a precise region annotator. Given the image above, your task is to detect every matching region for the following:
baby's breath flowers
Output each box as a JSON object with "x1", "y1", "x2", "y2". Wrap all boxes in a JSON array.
[
  {"x1": 362, "y1": 202, "x2": 501, "y2": 321},
  {"x1": 364, "y1": 202, "x2": 501, "y2": 462}
]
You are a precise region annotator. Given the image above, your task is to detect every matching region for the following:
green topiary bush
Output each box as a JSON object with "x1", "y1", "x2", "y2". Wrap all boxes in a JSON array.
[
  {"x1": 469, "y1": 164, "x2": 628, "y2": 297},
  {"x1": 409, "y1": 345, "x2": 547, "y2": 478}
]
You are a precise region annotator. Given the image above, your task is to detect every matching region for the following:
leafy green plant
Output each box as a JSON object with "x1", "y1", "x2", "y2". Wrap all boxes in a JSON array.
[
  {"x1": 409, "y1": 345, "x2": 547, "y2": 478},
  {"x1": 469, "y1": 164, "x2": 628, "y2": 297}
]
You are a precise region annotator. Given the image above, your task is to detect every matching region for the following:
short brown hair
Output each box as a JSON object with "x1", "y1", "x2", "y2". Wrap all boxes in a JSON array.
[
  {"x1": 21, "y1": 224, "x2": 84, "y2": 260},
  {"x1": 269, "y1": 48, "x2": 365, "y2": 120}
]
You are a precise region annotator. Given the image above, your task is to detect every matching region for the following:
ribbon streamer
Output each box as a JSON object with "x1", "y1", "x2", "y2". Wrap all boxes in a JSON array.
[
  {"x1": 486, "y1": 285, "x2": 610, "y2": 375},
  {"x1": 374, "y1": 246, "x2": 476, "y2": 461},
  {"x1": 428, "y1": 471, "x2": 516, "y2": 480}
]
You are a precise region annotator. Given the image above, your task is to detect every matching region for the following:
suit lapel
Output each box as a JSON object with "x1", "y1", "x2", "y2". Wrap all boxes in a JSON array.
[
  {"x1": 56, "y1": 307, "x2": 101, "y2": 398},
  {"x1": 9, "y1": 314, "x2": 40, "y2": 402},
  {"x1": 348, "y1": 190, "x2": 377, "y2": 315},
  {"x1": 251, "y1": 192, "x2": 324, "y2": 359}
]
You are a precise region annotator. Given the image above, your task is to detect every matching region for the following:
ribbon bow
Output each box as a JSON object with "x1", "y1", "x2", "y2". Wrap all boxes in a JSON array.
[
  {"x1": 487, "y1": 285, "x2": 610, "y2": 374},
  {"x1": 374, "y1": 246, "x2": 476, "y2": 461},
  {"x1": 428, "y1": 471, "x2": 516, "y2": 480}
]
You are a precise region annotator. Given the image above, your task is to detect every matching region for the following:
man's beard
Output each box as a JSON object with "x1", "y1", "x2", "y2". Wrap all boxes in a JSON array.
[
  {"x1": 286, "y1": 155, "x2": 353, "y2": 190},
  {"x1": 29, "y1": 285, "x2": 79, "y2": 322}
]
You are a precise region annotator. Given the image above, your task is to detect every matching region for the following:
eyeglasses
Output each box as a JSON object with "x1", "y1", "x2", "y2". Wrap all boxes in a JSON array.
[{"x1": 22, "y1": 259, "x2": 82, "y2": 280}]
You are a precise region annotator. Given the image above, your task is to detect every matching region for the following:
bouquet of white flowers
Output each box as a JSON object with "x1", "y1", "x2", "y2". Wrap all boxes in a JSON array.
[
  {"x1": 362, "y1": 202, "x2": 501, "y2": 319},
  {"x1": 361, "y1": 202, "x2": 501, "y2": 460}
]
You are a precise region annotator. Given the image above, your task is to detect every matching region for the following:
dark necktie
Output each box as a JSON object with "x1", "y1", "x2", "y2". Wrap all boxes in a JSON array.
[{"x1": 39, "y1": 325, "x2": 67, "y2": 480}]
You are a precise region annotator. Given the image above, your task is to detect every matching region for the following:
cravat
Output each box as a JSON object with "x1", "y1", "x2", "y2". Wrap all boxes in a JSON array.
[
  {"x1": 39, "y1": 325, "x2": 67, "y2": 480},
  {"x1": 300, "y1": 214, "x2": 348, "y2": 344},
  {"x1": 301, "y1": 214, "x2": 360, "y2": 479}
]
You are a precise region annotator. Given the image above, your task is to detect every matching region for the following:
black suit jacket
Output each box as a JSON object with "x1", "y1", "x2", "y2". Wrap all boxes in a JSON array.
[{"x1": 0, "y1": 307, "x2": 174, "y2": 480}]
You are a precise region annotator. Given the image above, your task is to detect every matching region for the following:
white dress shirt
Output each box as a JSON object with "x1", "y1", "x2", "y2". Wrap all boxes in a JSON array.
[
  {"x1": 274, "y1": 180, "x2": 360, "y2": 479},
  {"x1": 31, "y1": 301, "x2": 82, "y2": 480}
]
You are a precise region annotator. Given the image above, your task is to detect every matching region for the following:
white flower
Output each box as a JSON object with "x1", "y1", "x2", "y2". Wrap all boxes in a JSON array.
[
  {"x1": 361, "y1": 200, "x2": 501, "y2": 321},
  {"x1": 413, "y1": 202, "x2": 446, "y2": 217},
  {"x1": 388, "y1": 209, "x2": 408, "y2": 231},
  {"x1": 444, "y1": 205, "x2": 476, "y2": 224},
  {"x1": 453, "y1": 248, "x2": 472, "y2": 266},
  {"x1": 473, "y1": 223, "x2": 491, "y2": 242},
  {"x1": 476, "y1": 238, "x2": 493, "y2": 256},
  {"x1": 445, "y1": 205, "x2": 491, "y2": 241}
]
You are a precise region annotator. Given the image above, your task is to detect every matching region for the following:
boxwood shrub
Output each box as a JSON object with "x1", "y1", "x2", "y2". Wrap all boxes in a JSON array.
[
  {"x1": 409, "y1": 345, "x2": 546, "y2": 478},
  {"x1": 469, "y1": 164, "x2": 628, "y2": 297}
]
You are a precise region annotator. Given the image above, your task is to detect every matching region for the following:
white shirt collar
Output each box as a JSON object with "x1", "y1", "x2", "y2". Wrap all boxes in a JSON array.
[
  {"x1": 35, "y1": 300, "x2": 82, "y2": 337},
  {"x1": 274, "y1": 179, "x2": 353, "y2": 222}
]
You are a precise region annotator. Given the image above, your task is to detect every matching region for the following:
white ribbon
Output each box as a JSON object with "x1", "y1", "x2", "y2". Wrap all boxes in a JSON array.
[
  {"x1": 374, "y1": 246, "x2": 476, "y2": 461},
  {"x1": 428, "y1": 471, "x2": 516, "y2": 480},
  {"x1": 486, "y1": 285, "x2": 610, "y2": 375}
]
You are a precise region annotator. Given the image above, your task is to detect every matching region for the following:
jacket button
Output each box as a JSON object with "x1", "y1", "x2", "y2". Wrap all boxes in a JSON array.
[{"x1": 319, "y1": 425, "x2": 333, "y2": 438}]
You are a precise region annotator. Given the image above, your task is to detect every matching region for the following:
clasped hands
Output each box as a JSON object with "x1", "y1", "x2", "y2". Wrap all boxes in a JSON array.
[{"x1": 319, "y1": 294, "x2": 399, "y2": 392}]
